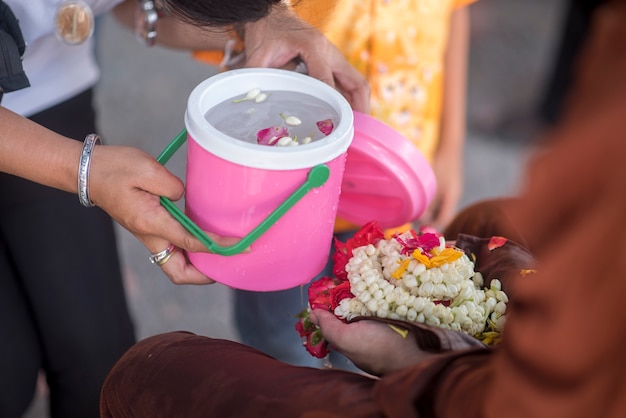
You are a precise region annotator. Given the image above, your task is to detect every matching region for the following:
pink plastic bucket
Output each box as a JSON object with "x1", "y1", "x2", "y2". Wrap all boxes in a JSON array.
[{"x1": 184, "y1": 68, "x2": 354, "y2": 291}]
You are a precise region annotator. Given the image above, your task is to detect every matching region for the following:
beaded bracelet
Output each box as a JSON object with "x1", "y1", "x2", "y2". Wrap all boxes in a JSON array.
[{"x1": 77, "y1": 133, "x2": 101, "y2": 207}]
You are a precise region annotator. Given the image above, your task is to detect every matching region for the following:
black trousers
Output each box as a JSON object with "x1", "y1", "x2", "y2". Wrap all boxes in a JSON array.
[{"x1": 0, "y1": 90, "x2": 136, "y2": 418}]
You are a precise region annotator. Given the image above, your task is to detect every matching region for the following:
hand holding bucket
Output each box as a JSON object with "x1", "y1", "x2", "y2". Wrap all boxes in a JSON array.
[
  {"x1": 159, "y1": 68, "x2": 354, "y2": 292},
  {"x1": 156, "y1": 130, "x2": 330, "y2": 256}
]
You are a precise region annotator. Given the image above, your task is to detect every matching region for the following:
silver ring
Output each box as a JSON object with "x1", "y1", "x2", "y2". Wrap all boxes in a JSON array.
[{"x1": 149, "y1": 244, "x2": 176, "y2": 266}]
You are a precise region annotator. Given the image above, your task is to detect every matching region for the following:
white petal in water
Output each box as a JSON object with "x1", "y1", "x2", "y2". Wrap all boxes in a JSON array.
[
  {"x1": 246, "y1": 88, "x2": 261, "y2": 100},
  {"x1": 276, "y1": 136, "x2": 293, "y2": 146},
  {"x1": 284, "y1": 115, "x2": 302, "y2": 126}
]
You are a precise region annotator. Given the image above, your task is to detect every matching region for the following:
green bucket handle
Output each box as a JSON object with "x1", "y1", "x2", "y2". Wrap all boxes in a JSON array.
[{"x1": 156, "y1": 129, "x2": 330, "y2": 256}]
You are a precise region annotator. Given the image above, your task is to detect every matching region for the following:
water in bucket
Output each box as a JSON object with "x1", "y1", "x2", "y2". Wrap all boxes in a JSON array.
[{"x1": 205, "y1": 89, "x2": 339, "y2": 148}]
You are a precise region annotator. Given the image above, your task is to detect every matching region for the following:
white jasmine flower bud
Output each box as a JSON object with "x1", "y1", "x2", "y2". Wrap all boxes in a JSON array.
[
  {"x1": 472, "y1": 272, "x2": 484, "y2": 287},
  {"x1": 283, "y1": 115, "x2": 302, "y2": 126},
  {"x1": 495, "y1": 301, "x2": 507, "y2": 315},
  {"x1": 354, "y1": 280, "x2": 367, "y2": 294},
  {"x1": 447, "y1": 284, "x2": 459, "y2": 295},
  {"x1": 459, "y1": 284, "x2": 473, "y2": 300},
  {"x1": 376, "y1": 306, "x2": 389, "y2": 318},
  {"x1": 491, "y1": 279, "x2": 502, "y2": 291},
  {"x1": 454, "y1": 309, "x2": 467, "y2": 324},
  {"x1": 413, "y1": 297, "x2": 426, "y2": 312},
  {"x1": 373, "y1": 289, "x2": 384, "y2": 301},
  {"x1": 395, "y1": 304, "x2": 408, "y2": 317},
  {"x1": 382, "y1": 283, "x2": 394, "y2": 296},
  {"x1": 433, "y1": 284, "x2": 447, "y2": 299},
  {"x1": 407, "y1": 308, "x2": 418, "y2": 321},
  {"x1": 277, "y1": 136, "x2": 293, "y2": 146},
  {"x1": 422, "y1": 302, "x2": 433, "y2": 317},
  {"x1": 403, "y1": 275, "x2": 418, "y2": 288},
  {"x1": 385, "y1": 292, "x2": 396, "y2": 304},
  {"x1": 413, "y1": 263, "x2": 426, "y2": 275},
  {"x1": 420, "y1": 282, "x2": 434, "y2": 297},
  {"x1": 367, "y1": 299, "x2": 378, "y2": 312},
  {"x1": 416, "y1": 312, "x2": 425, "y2": 323},
  {"x1": 245, "y1": 88, "x2": 260, "y2": 100},
  {"x1": 496, "y1": 290, "x2": 509, "y2": 303},
  {"x1": 363, "y1": 272, "x2": 377, "y2": 286},
  {"x1": 254, "y1": 93, "x2": 268, "y2": 103},
  {"x1": 359, "y1": 292, "x2": 372, "y2": 303},
  {"x1": 426, "y1": 316, "x2": 441, "y2": 327},
  {"x1": 397, "y1": 291, "x2": 410, "y2": 307},
  {"x1": 349, "y1": 298, "x2": 365, "y2": 313},
  {"x1": 301, "y1": 136, "x2": 312, "y2": 144},
  {"x1": 368, "y1": 282, "x2": 380, "y2": 294},
  {"x1": 495, "y1": 315, "x2": 506, "y2": 330},
  {"x1": 431, "y1": 270, "x2": 443, "y2": 284}
]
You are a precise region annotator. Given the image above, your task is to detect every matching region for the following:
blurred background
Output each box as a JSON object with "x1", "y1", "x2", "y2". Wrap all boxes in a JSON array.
[{"x1": 25, "y1": 0, "x2": 567, "y2": 415}]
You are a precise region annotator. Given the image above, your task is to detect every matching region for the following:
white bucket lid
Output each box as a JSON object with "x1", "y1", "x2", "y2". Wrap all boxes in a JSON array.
[{"x1": 185, "y1": 68, "x2": 354, "y2": 170}]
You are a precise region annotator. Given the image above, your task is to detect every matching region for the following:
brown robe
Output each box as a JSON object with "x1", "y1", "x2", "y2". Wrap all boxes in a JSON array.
[{"x1": 101, "y1": 1, "x2": 626, "y2": 416}]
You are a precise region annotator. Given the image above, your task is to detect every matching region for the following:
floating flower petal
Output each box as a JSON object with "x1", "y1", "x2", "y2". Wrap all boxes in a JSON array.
[
  {"x1": 256, "y1": 126, "x2": 289, "y2": 146},
  {"x1": 316, "y1": 119, "x2": 334, "y2": 136}
]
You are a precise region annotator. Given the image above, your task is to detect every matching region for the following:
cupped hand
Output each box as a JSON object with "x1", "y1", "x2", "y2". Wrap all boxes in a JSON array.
[
  {"x1": 88, "y1": 145, "x2": 240, "y2": 284},
  {"x1": 310, "y1": 309, "x2": 434, "y2": 376},
  {"x1": 242, "y1": 4, "x2": 370, "y2": 113}
]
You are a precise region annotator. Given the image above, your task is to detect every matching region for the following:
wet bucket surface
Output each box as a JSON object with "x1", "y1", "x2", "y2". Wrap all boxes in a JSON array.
[{"x1": 184, "y1": 68, "x2": 354, "y2": 291}]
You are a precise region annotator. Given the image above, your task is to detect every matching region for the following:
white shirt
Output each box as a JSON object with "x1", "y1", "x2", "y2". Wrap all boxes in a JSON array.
[{"x1": 2, "y1": 0, "x2": 123, "y2": 116}]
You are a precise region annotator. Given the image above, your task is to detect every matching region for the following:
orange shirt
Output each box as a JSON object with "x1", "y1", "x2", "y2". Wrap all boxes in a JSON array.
[
  {"x1": 295, "y1": 0, "x2": 475, "y2": 163},
  {"x1": 295, "y1": 0, "x2": 475, "y2": 234}
]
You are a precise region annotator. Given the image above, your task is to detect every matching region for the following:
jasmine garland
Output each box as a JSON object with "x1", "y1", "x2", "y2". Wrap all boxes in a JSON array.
[{"x1": 296, "y1": 222, "x2": 513, "y2": 359}]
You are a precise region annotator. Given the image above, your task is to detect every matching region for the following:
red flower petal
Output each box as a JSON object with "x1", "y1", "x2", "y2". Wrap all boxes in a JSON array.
[
  {"x1": 305, "y1": 329, "x2": 330, "y2": 358},
  {"x1": 329, "y1": 281, "x2": 354, "y2": 310},
  {"x1": 295, "y1": 310, "x2": 317, "y2": 336},
  {"x1": 333, "y1": 221, "x2": 385, "y2": 280},
  {"x1": 256, "y1": 126, "x2": 289, "y2": 145},
  {"x1": 308, "y1": 276, "x2": 338, "y2": 311},
  {"x1": 488, "y1": 236, "x2": 508, "y2": 251},
  {"x1": 348, "y1": 221, "x2": 385, "y2": 251},
  {"x1": 395, "y1": 232, "x2": 440, "y2": 257},
  {"x1": 316, "y1": 119, "x2": 334, "y2": 136}
]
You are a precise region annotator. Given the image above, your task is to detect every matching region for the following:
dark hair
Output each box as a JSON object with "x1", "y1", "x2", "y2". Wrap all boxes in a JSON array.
[{"x1": 161, "y1": 0, "x2": 284, "y2": 27}]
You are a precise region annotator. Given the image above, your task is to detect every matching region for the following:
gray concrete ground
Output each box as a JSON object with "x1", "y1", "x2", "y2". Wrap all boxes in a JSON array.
[{"x1": 24, "y1": 0, "x2": 565, "y2": 416}]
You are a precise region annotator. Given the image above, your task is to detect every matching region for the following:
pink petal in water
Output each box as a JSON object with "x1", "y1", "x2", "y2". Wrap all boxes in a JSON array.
[
  {"x1": 316, "y1": 119, "x2": 334, "y2": 136},
  {"x1": 256, "y1": 126, "x2": 289, "y2": 146}
]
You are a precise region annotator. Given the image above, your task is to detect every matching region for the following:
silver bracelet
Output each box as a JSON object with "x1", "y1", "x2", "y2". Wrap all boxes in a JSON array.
[{"x1": 77, "y1": 133, "x2": 101, "y2": 207}]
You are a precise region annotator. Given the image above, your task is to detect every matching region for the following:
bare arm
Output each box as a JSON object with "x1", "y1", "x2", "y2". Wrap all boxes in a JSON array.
[
  {"x1": 421, "y1": 7, "x2": 468, "y2": 229},
  {"x1": 0, "y1": 106, "x2": 233, "y2": 284},
  {"x1": 111, "y1": 0, "x2": 370, "y2": 112}
]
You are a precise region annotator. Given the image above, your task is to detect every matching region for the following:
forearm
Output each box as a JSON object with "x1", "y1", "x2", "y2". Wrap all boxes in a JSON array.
[
  {"x1": 112, "y1": 0, "x2": 231, "y2": 50},
  {"x1": 438, "y1": 7, "x2": 469, "y2": 160},
  {"x1": 0, "y1": 106, "x2": 80, "y2": 194}
]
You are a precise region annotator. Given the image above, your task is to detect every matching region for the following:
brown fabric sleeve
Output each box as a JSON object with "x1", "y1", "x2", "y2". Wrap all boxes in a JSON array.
[
  {"x1": 443, "y1": 198, "x2": 531, "y2": 251},
  {"x1": 372, "y1": 2, "x2": 626, "y2": 417},
  {"x1": 100, "y1": 331, "x2": 383, "y2": 418}
]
